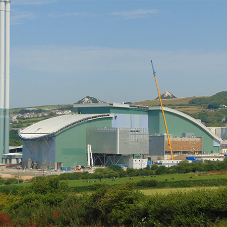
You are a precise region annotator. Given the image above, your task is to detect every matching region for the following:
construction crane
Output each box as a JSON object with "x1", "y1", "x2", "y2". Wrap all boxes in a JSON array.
[{"x1": 151, "y1": 60, "x2": 174, "y2": 160}]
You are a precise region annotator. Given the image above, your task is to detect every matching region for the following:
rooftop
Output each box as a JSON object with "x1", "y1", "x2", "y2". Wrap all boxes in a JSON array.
[
  {"x1": 73, "y1": 102, "x2": 149, "y2": 110},
  {"x1": 19, "y1": 113, "x2": 113, "y2": 140}
]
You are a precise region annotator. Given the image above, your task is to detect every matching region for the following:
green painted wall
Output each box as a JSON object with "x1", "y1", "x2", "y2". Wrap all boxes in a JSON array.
[
  {"x1": 110, "y1": 107, "x2": 148, "y2": 115},
  {"x1": 55, "y1": 118, "x2": 112, "y2": 167},
  {"x1": 148, "y1": 110, "x2": 220, "y2": 154},
  {"x1": 76, "y1": 106, "x2": 148, "y2": 115},
  {"x1": 148, "y1": 110, "x2": 160, "y2": 135},
  {"x1": 77, "y1": 107, "x2": 111, "y2": 114}
]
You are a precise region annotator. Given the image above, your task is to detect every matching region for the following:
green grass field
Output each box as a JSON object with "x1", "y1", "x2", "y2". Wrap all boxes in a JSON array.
[
  {"x1": 66, "y1": 172, "x2": 227, "y2": 187},
  {"x1": 140, "y1": 186, "x2": 220, "y2": 196}
]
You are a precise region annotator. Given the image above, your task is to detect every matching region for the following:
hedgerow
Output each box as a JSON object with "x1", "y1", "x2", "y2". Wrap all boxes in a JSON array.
[
  {"x1": 1, "y1": 177, "x2": 227, "y2": 226},
  {"x1": 56, "y1": 160, "x2": 227, "y2": 182}
]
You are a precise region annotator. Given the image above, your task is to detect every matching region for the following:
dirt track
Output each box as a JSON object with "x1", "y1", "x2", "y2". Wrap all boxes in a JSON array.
[{"x1": 0, "y1": 173, "x2": 34, "y2": 180}]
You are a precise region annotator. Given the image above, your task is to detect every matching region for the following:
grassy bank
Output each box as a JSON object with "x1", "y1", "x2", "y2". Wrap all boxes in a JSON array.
[
  {"x1": 2, "y1": 177, "x2": 227, "y2": 226},
  {"x1": 67, "y1": 172, "x2": 227, "y2": 187},
  {"x1": 140, "y1": 186, "x2": 220, "y2": 196}
]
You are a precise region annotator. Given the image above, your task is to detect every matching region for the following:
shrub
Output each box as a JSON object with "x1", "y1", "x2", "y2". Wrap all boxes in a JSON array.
[
  {"x1": 80, "y1": 184, "x2": 146, "y2": 226},
  {"x1": 21, "y1": 176, "x2": 69, "y2": 196},
  {"x1": 3, "y1": 178, "x2": 17, "y2": 185},
  {"x1": 136, "y1": 180, "x2": 158, "y2": 188},
  {"x1": 155, "y1": 165, "x2": 167, "y2": 175}
]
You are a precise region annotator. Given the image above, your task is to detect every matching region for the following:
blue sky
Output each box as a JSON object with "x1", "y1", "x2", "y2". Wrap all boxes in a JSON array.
[{"x1": 10, "y1": 0, "x2": 227, "y2": 108}]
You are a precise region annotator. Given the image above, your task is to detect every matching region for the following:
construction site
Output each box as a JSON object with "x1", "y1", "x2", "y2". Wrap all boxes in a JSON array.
[
  {"x1": 9, "y1": 61, "x2": 222, "y2": 172},
  {"x1": 0, "y1": 1, "x2": 226, "y2": 176}
]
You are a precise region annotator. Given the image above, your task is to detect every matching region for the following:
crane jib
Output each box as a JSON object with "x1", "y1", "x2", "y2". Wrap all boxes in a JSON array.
[{"x1": 150, "y1": 60, "x2": 174, "y2": 160}]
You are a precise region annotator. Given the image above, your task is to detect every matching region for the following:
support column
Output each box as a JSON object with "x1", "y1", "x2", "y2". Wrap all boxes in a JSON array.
[
  {"x1": 87, "y1": 144, "x2": 90, "y2": 166},
  {"x1": 117, "y1": 128, "x2": 119, "y2": 154},
  {"x1": 104, "y1": 153, "x2": 105, "y2": 166}
]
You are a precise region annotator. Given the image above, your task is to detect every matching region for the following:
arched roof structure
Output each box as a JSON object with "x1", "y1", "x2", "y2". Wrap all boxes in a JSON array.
[
  {"x1": 149, "y1": 106, "x2": 222, "y2": 142},
  {"x1": 19, "y1": 113, "x2": 113, "y2": 140}
]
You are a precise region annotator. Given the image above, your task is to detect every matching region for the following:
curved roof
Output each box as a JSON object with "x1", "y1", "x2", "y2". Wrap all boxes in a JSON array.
[
  {"x1": 149, "y1": 106, "x2": 222, "y2": 142},
  {"x1": 19, "y1": 114, "x2": 113, "y2": 140}
]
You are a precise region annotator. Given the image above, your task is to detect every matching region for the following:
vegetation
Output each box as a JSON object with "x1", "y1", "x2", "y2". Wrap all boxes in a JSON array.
[
  {"x1": 9, "y1": 104, "x2": 77, "y2": 145},
  {"x1": 58, "y1": 161, "x2": 227, "y2": 182},
  {"x1": 190, "y1": 108, "x2": 227, "y2": 127},
  {"x1": 189, "y1": 91, "x2": 227, "y2": 106},
  {"x1": 134, "y1": 91, "x2": 227, "y2": 127},
  {"x1": 1, "y1": 176, "x2": 227, "y2": 226},
  {"x1": 10, "y1": 104, "x2": 74, "y2": 114},
  {"x1": 9, "y1": 130, "x2": 22, "y2": 146},
  {"x1": 1, "y1": 162, "x2": 227, "y2": 225},
  {"x1": 11, "y1": 116, "x2": 52, "y2": 128}
]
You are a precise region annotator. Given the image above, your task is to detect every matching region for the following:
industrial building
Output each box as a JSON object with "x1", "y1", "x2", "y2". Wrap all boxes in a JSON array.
[{"x1": 18, "y1": 103, "x2": 222, "y2": 169}]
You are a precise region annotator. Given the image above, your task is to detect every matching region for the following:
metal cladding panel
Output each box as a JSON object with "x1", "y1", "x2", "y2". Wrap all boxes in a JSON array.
[
  {"x1": 55, "y1": 118, "x2": 112, "y2": 167},
  {"x1": 87, "y1": 128, "x2": 117, "y2": 154},
  {"x1": 110, "y1": 107, "x2": 148, "y2": 115},
  {"x1": 126, "y1": 114, "x2": 131, "y2": 128},
  {"x1": 76, "y1": 107, "x2": 111, "y2": 114},
  {"x1": 134, "y1": 115, "x2": 139, "y2": 128},
  {"x1": 119, "y1": 128, "x2": 149, "y2": 154},
  {"x1": 139, "y1": 115, "x2": 148, "y2": 128},
  {"x1": 22, "y1": 137, "x2": 55, "y2": 164},
  {"x1": 213, "y1": 140, "x2": 221, "y2": 147},
  {"x1": 215, "y1": 128, "x2": 222, "y2": 138},
  {"x1": 182, "y1": 133, "x2": 194, "y2": 138},
  {"x1": 221, "y1": 128, "x2": 227, "y2": 140},
  {"x1": 87, "y1": 128, "x2": 149, "y2": 155},
  {"x1": 149, "y1": 136, "x2": 165, "y2": 155},
  {"x1": 74, "y1": 105, "x2": 148, "y2": 115},
  {"x1": 114, "y1": 114, "x2": 126, "y2": 128},
  {"x1": 112, "y1": 114, "x2": 148, "y2": 129},
  {"x1": 148, "y1": 110, "x2": 160, "y2": 135},
  {"x1": 130, "y1": 115, "x2": 135, "y2": 128}
]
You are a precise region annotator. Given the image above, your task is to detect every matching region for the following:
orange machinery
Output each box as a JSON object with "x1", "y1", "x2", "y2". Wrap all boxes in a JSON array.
[{"x1": 151, "y1": 60, "x2": 174, "y2": 160}]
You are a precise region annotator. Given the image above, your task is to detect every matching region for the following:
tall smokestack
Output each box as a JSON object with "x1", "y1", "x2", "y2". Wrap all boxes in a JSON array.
[
  {"x1": 4, "y1": 0, "x2": 10, "y2": 155},
  {"x1": 0, "y1": 0, "x2": 10, "y2": 161},
  {"x1": 0, "y1": 0, "x2": 5, "y2": 160}
]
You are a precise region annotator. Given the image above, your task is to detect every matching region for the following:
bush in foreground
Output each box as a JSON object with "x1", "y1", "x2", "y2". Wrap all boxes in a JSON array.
[{"x1": 2, "y1": 177, "x2": 227, "y2": 226}]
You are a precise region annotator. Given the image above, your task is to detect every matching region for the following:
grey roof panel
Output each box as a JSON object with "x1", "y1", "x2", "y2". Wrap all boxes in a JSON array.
[{"x1": 19, "y1": 114, "x2": 113, "y2": 140}]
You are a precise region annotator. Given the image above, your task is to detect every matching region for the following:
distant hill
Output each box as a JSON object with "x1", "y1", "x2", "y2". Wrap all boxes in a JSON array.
[
  {"x1": 189, "y1": 91, "x2": 227, "y2": 106},
  {"x1": 134, "y1": 96, "x2": 196, "y2": 107},
  {"x1": 75, "y1": 96, "x2": 105, "y2": 104},
  {"x1": 133, "y1": 91, "x2": 227, "y2": 127},
  {"x1": 156, "y1": 91, "x2": 177, "y2": 100}
]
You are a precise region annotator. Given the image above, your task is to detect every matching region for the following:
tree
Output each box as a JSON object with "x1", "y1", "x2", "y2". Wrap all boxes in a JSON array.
[
  {"x1": 81, "y1": 184, "x2": 146, "y2": 226},
  {"x1": 155, "y1": 166, "x2": 167, "y2": 175},
  {"x1": 208, "y1": 103, "x2": 219, "y2": 109}
]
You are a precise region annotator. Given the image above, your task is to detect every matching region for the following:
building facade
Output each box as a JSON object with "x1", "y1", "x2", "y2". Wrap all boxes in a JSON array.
[{"x1": 19, "y1": 103, "x2": 222, "y2": 169}]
